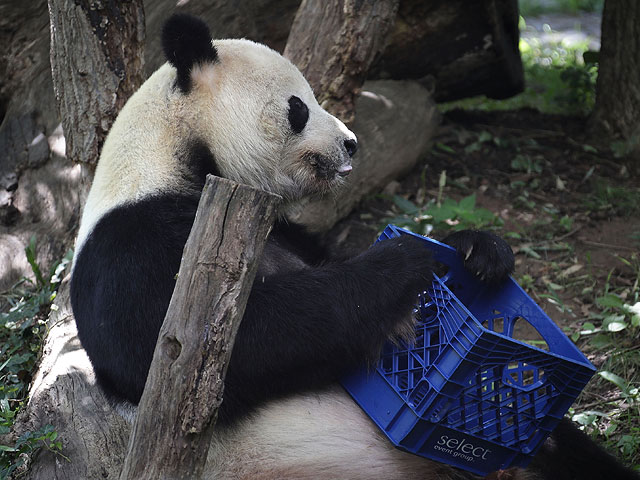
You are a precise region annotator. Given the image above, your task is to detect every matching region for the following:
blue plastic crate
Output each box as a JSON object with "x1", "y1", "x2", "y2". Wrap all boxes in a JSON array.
[{"x1": 341, "y1": 225, "x2": 596, "y2": 476}]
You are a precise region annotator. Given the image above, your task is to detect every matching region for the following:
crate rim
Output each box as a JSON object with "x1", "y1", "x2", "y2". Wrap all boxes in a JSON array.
[
  {"x1": 381, "y1": 224, "x2": 596, "y2": 372},
  {"x1": 427, "y1": 272, "x2": 596, "y2": 373}
]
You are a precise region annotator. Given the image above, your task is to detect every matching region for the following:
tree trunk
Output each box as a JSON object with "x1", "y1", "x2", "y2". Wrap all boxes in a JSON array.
[
  {"x1": 370, "y1": 0, "x2": 524, "y2": 102},
  {"x1": 48, "y1": 0, "x2": 145, "y2": 165},
  {"x1": 0, "y1": 1, "x2": 145, "y2": 292},
  {"x1": 284, "y1": 0, "x2": 399, "y2": 123},
  {"x1": 591, "y1": 0, "x2": 640, "y2": 146},
  {"x1": 120, "y1": 176, "x2": 279, "y2": 480}
]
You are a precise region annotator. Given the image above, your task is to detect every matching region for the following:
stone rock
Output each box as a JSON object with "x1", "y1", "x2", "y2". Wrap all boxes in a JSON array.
[{"x1": 0, "y1": 157, "x2": 90, "y2": 291}]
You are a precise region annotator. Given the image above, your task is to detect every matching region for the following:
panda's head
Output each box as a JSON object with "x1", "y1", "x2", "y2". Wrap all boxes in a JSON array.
[{"x1": 163, "y1": 14, "x2": 357, "y2": 201}]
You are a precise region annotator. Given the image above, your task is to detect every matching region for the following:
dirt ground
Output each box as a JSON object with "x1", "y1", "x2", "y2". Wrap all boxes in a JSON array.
[{"x1": 326, "y1": 107, "x2": 639, "y2": 356}]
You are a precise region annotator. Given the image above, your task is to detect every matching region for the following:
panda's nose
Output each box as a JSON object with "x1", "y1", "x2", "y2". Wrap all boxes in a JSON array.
[{"x1": 344, "y1": 139, "x2": 358, "y2": 157}]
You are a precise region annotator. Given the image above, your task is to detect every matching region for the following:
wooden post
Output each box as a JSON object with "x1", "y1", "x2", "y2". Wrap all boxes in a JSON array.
[{"x1": 120, "y1": 175, "x2": 280, "y2": 480}]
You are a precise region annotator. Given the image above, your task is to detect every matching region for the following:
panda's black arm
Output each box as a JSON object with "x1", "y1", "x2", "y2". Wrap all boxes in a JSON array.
[{"x1": 218, "y1": 235, "x2": 435, "y2": 424}]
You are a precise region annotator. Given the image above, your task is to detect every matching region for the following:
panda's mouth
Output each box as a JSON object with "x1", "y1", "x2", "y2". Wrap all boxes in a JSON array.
[{"x1": 302, "y1": 152, "x2": 352, "y2": 182}]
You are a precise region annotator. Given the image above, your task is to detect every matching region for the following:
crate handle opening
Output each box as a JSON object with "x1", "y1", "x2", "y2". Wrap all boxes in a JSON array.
[{"x1": 502, "y1": 361, "x2": 546, "y2": 392}]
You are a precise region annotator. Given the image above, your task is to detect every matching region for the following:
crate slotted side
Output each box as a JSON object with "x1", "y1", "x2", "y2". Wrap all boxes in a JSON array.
[{"x1": 341, "y1": 226, "x2": 596, "y2": 474}]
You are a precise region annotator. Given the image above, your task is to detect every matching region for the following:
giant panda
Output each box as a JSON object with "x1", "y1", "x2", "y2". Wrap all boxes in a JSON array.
[{"x1": 70, "y1": 14, "x2": 639, "y2": 480}]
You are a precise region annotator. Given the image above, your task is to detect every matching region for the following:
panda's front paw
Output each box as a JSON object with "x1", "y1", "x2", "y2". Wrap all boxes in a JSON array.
[{"x1": 442, "y1": 230, "x2": 514, "y2": 284}]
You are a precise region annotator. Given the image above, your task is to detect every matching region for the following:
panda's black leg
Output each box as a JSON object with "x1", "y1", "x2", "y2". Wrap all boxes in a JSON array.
[
  {"x1": 442, "y1": 230, "x2": 514, "y2": 284},
  {"x1": 525, "y1": 418, "x2": 640, "y2": 480},
  {"x1": 218, "y1": 235, "x2": 435, "y2": 424}
]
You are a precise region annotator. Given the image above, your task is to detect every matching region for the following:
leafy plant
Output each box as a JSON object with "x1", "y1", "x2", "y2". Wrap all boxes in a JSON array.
[
  {"x1": 511, "y1": 154, "x2": 543, "y2": 174},
  {"x1": 519, "y1": 0, "x2": 603, "y2": 16},
  {"x1": 559, "y1": 63, "x2": 598, "y2": 114},
  {"x1": 0, "y1": 238, "x2": 72, "y2": 477},
  {"x1": 386, "y1": 192, "x2": 501, "y2": 235},
  {"x1": 0, "y1": 424, "x2": 66, "y2": 479}
]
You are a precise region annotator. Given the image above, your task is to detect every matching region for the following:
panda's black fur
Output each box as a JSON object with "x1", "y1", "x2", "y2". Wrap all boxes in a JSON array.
[{"x1": 70, "y1": 14, "x2": 639, "y2": 480}]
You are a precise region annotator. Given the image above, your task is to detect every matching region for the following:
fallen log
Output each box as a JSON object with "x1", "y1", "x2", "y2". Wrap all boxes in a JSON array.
[{"x1": 371, "y1": 0, "x2": 524, "y2": 102}]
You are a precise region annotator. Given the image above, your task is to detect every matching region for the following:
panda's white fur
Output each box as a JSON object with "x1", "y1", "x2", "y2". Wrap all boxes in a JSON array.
[
  {"x1": 205, "y1": 385, "x2": 477, "y2": 480},
  {"x1": 76, "y1": 39, "x2": 354, "y2": 254},
  {"x1": 70, "y1": 14, "x2": 637, "y2": 480}
]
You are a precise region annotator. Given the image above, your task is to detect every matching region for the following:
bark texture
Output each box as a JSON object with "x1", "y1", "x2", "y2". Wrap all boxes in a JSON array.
[
  {"x1": 284, "y1": 0, "x2": 399, "y2": 123},
  {"x1": 120, "y1": 176, "x2": 279, "y2": 480},
  {"x1": 591, "y1": 0, "x2": 640, "y2": 142},
  {"x1": 48, "y1": 0, "x2": 145, "y2": 165}
]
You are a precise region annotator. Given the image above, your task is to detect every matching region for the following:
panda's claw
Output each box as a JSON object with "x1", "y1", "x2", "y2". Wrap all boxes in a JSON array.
[
  {"x1": 442, "y1": 230, "x2": 514, "y2": 285},
  {"x1": 465, "y1": 245, "x2": 474, "y2": 261}
]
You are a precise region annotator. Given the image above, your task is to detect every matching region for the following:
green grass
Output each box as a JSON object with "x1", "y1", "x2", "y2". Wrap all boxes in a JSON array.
[
  {"x1": 583, "y1": 181, "x2": 640, "y2": 217},
  {"x1": 0, "y1": 239, "x2": 71, "y2": 478}
]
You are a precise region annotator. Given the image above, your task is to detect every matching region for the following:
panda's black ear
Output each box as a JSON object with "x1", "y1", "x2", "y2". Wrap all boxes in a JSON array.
[{"x1": 162, "y1": 14, "x2": 218, "y2": 94}]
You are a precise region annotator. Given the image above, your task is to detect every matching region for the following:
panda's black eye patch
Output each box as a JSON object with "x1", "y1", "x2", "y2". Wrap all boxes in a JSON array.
[{"x1": 288, "y1": 96, "x2": 309, "y2": 134}]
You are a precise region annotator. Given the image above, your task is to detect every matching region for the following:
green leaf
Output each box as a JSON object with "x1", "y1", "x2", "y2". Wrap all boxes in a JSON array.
[
  {"x1": 520, "y1": 245, "x2": 541, "y2": 259},
  {"x1": 599, "y1": 371, "x2": 629, "y2": 393},
  {"x1": 435, "y1": 142, "x2": 455, "y2": 154},
  {"x1": 624, "y1": 302, "x2": 640, "y2": 326},
  {"x1": 596, "y1": 294, "x2": 624, "y2": 310},
  {"x1": 25, "y1": 235, "x2": 46, "y2": 287},
  {"x1": 392, "y1": 195, "x2": 419, "y2": 215},
  {"x1": 572, "y1": 412, "x2": 598, "y2": 426},
  {"x1": 458, "y1": 194, "x2": 476, "y2": 211},
  {"x1": 604, "y1": 423, "x2": 618, "y2": 436},
  {"x1": 580, "y1": 322, "x2": 598, "y2": 335},
  {"x1": 477, "y1": 131, "x2": 493, "y2": 143},
  {"x1": 589, "y1": 333, "x2": 612, "y2": 349},
  {"x1": 464, "y1": 142, "x2": 481, "y2": 154},
  {"x1": 603, "y1": 314, "x2": 627, "y2": 332},
  {"x1": 438, "y1": 170, "x2": 447, "y2": 189}
]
